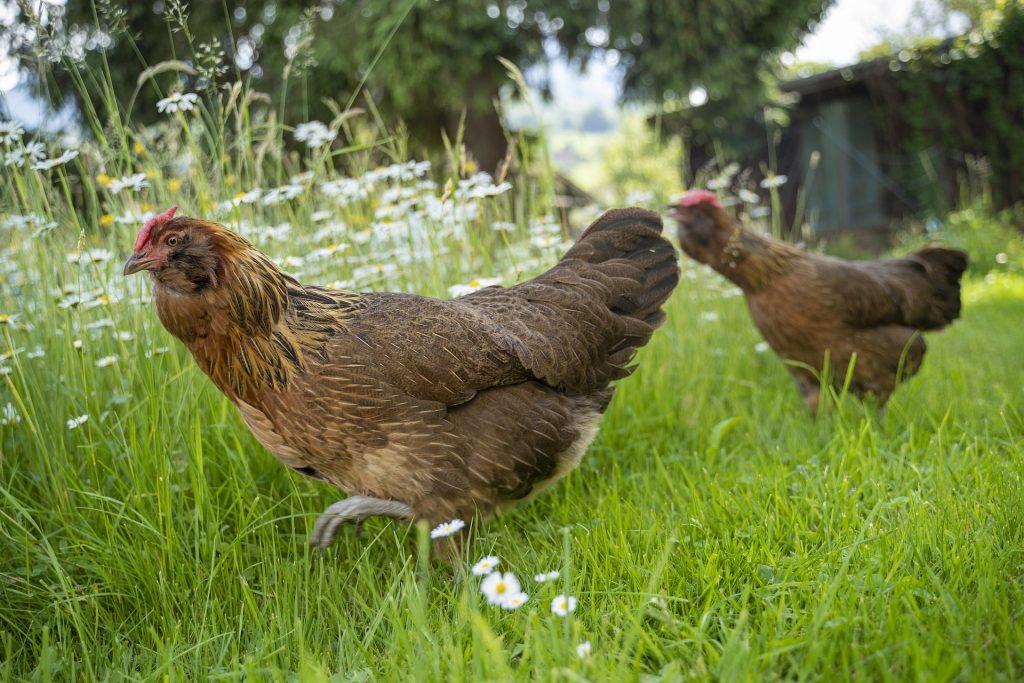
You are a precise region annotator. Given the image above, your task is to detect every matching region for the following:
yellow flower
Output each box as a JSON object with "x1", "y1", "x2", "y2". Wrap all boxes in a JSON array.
[
  {"x1": 95, "y1": 173, "x2": 112, "y2": 188},
  {"x1": 468, "y1": 279, "x2": 480, "y2": 287},
  {"x1": 145, "y1": 169, "x2": 158, "y2": 179},
  {"x1": 224, "y1": 174, "x2": 236, "y2": 187},
  {"x1": 133, "y1": 141, "x2": 145, "y2": 155},
  {"x1": 233, "y1": 191, "x2": 247, "y2": 201},
  {"x1": 463, "y1": 159, "x2": 478, "y2": 174},
  {"x1": 167, "y1": 178, "x2": 182, "y2": 192},
  {"x1": 99, "y1": 213, "x2": 114, "y2": 227},
  {"x1": 0, "y1": 314, "x2": 11, "y2": 324}
]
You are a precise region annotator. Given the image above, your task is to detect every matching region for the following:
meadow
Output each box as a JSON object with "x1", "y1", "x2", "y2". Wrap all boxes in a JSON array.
[{"x1": 2, "y1": 49, "x2": 1024, "y2": 682}]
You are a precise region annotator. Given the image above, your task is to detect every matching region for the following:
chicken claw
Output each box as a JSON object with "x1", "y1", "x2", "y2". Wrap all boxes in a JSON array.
[{"x1": 310, "y1": 496, "x2": 413, "y2": 549}]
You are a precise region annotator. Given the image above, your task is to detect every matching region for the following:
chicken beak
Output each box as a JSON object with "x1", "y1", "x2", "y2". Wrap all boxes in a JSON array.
[{"x1": 123, "y1": 254, "x2": 157, "y2": 276}]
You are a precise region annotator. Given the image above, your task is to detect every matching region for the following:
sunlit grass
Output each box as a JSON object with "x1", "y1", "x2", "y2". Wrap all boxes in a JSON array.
[{"x1": 2, "y1": 13, "x2": 1024, "y2": 681}]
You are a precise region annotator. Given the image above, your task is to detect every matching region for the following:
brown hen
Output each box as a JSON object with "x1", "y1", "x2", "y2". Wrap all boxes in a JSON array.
[
  {"x1": 670, "y1": 190, "x2": 967, "y2": 413},
  {"x1": 125, "y1": 205, "x2": 678, "y2": 549}
]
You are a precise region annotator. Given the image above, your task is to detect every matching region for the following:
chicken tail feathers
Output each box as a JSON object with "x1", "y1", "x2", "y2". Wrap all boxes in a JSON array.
[
  {"x1": 908, "y1": 247, "x2": 969, "y2": 329},
  {"x1": 561, "y1": 207, "x2": 680, "y2": 331}
]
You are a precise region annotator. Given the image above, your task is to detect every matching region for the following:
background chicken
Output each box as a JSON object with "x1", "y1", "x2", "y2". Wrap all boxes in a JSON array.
[
  {"x1": 124, "y1": 205, "x2": 678, "y2": 549},
  {"x1": 671, "y1": 190, "x2": 967, "y2": 413}
]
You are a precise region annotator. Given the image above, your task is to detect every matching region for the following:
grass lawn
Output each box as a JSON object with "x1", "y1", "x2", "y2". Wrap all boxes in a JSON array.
[{"x1": 2, "y1": 208, "x2": 1022, "y2": 680}]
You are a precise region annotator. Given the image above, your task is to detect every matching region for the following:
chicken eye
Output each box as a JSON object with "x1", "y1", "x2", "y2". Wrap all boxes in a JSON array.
[{"x1": 167, "y1": 236, "x2": 180, "y2": 247}]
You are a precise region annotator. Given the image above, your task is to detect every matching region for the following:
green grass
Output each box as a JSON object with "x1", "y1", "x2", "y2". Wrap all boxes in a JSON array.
[
  {"x1": 2, "y1": 23, "x2": 1024, "y2": 680},
  {"x1": 2, "y1": 229, "x2": 1023, "y2": 680}
]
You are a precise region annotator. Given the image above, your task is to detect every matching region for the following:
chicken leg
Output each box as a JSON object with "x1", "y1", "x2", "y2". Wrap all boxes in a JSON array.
[{"x1": 310, "y1": 496, "x2": 414, "y2": 549}]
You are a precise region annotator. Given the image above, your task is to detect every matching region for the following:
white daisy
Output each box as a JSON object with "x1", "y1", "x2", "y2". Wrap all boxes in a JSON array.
[
  {"x1": 737, "y1": 189, "x2": 760, "y2": 204},
  {"x1": 700, "y1": 311, "x2": 720, "y2": 322},
  {"x1": 576, "y1": 641, "x2": 592, "y2": 658},
  {"x1": 551, "y1": 594, "x2": 577, "y2": 617},
  {"x1": 759, "y1": 173, "x2": 788, "y2": 189},
  {"x1": 108, "y1": 173, "x2": 149, "y2": 194},
  {"x1": 501, "y1": 591, "x2": 529, "y2": 610},
  {"x1": 2, "y1": 402, "x2": 20, "y2": 426},
  {"x1": 754, "y1": 341, "x2": 770, "y2": 353},
  {"x1": 480, "y1": 571, "x2": 521, "y2": 606},
  {"x1": 95, "y1": 355, "x2": 118, "y2": 368},
  {"x1": 66, "y1": 414, "x2": 89, "y2": 430},
  {"x1": 471, "y1": 555, "x2": 500, "y2": 576},
  {"x1": 31, "y1": 149, "x2": 79, "y2": 171},
  {"x1": 534, "y1": 570, "x2": 560, "y2": 583},
  {"x1": 293, "y1": 121, "x2": 336, "y2": 148},
  {"x1": 157, "y1": 91, "x2": 199, "y2": 114},
  {"x1": 448, "y1": 277, "x2": 501, "y2": 297},
  {"x1": 5, "y1": 141, "x2": 46, "y2": 167},
  {"x1": 0, "y1": 121, "x2": 24, "y2": 144},
  {"x1": 429, "y1": 518, "x2": 465, "y2": 539}
]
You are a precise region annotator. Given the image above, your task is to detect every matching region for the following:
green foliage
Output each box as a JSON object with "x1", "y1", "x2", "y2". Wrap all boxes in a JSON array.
[
  {"x1": 4, "y1": 0, "x2": 832, "y2": 167},
  {"x1": 897, "y1": 204, "x2": 1024, "y2": 275},
  {"x1": 599, "y1": 114, "x2": 684, "y2": 205},
  {"x1": 896, "y1": 1, "x2": 1024, "y2": 209}
]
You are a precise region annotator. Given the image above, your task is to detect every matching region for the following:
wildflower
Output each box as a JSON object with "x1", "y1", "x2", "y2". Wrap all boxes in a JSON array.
[
  {"x1": 32, "y1": 149, "x2": 79, "y2": 171},
  {"x1": 576, "y1": 641, "x2": 592, "y2": 659},
  {"x1": 95, "y1": 173, "x2": 112, "y2": 187},
  {"x1": 759, "y1": 174, "x2": 788, "y2": 189},
  {"x1": 996, "y1": 252, "x2": 1009, "y2": 265},
  {"x1": 430, "y1": 518, "x2": 465, "y2": 539},
  {"x1": 472, "y1": 556, "x2": 500, "y2": 576},
  {"x1": 108, "y1": 173, "x2": 149, "y2": 194},
  {"x1": 261, "y1": 184, "x2": 305, "y2": 205},
  {"x1": 27, "y1": 346, "x2": 44, "y2": 359},
  {"x1": 448, "y1": 277, "x2": 501, "y2": 297},
  {"x1": 73, "y1": 340, "x2": 83, "y2": 350},
  {"x1": 700, "y1": 311, "x2": 720, "y2": 322},
  {"x1": 133, "y1": 141, "x2": 145, "y2": 155},
  {"x1": 293, "y1": 121, "x2": 336, "y2": 148},
  {"x1": 534, "y1": 570, "x2": 560, "y2": 583},
  {"x1": 5, "y1": 141, "x2": 46, "y2": 167},
  {"x1": 167, "y1": 178, "x2": 182, "y2": 192},
  {"x1": 68, "y1": 249, "x2": 114, "y2": 265},
  {"x1": 157, "y1": 91, "x2": 199, "y2": 113},
  {"x1": 481, "y1": 571, "x2": 522, "y2": 606},
  {"x1": 749, "y1": 206, "x2": 770, "y2": 219},
  {"x1": 0, "y1": 313, "x2": 15, "y2": 325},
  {"x1": 66, "y1": 414, "x2": 89, "y2": 430},
  {"x1": 551, "y1": 594, "x2": 577, "y2": 617},
  {"x1": 0, "y1": 366, "x2": 10, "y2": 376},
  {"x1": 737, "y1": 189, "x2": 760, "y2": 204},
  {"x1": 95, "y1": 355, "x2": 118, "y2": 368},
  {"x1": 754, "y1": 341, "x2": 770, "y2": 353},
  {"x1": 0, "y1": 121, "x2": 24, "y2": 145},
  {"x1": 501, "y1": 592, "x2": 529, "y2": 610},
  {"x1": 2, "y1": 402, "x2": 19, "y2": 426}
]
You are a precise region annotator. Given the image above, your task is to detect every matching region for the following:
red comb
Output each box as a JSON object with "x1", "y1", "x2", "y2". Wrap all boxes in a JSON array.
[
  {"x1": 679, "y1": 189, "x2": 721, "y2": 209},
  {"x1": 133, "y1": 205, "x2": 177, "y2": 253}
]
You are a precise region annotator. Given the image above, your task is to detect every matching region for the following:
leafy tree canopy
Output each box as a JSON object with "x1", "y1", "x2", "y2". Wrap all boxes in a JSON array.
[{"x1": 4, "y1": 0, "x2": 831, "y2": 167}]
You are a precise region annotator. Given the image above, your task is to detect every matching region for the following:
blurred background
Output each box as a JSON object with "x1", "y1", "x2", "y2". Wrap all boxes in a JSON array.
[{"x1": 1, "y1": 0, "x2": 1020, "y2": 250}]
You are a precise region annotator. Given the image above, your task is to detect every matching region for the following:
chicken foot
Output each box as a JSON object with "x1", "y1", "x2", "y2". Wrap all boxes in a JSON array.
[{"x1": 310, "y1": 496, "x2": 413, "y2": 549}]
